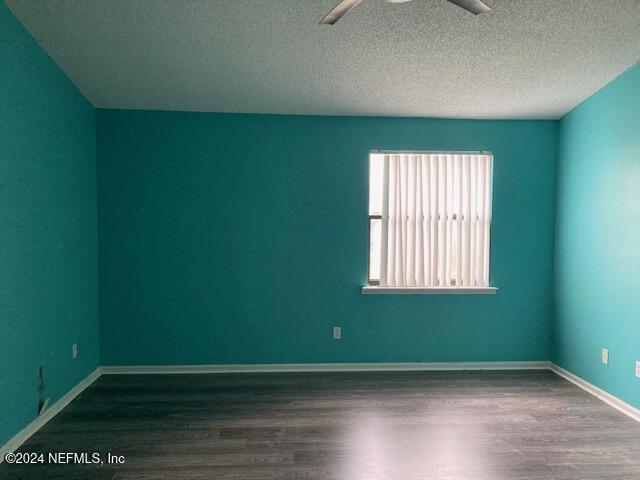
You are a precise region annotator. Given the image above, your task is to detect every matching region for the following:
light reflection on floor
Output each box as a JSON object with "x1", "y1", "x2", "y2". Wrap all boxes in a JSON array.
[{"x1": 337, "y1": 404, "x2": 511, "y2": 479}]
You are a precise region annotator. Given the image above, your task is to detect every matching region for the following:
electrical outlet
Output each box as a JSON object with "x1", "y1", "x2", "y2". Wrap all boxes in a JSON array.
[
  {"x1": 333, "y1": 326, "x2": 341, "y2": 340},
  {"x1": 636, "y1": 361, "x2": 640, "y2": 378},
  {"x1": 601, "y1": 348, "x2": 609, "y2": 365},
  {"x1": 72, "y1": 343, "x2": 78, "y2": 359}
]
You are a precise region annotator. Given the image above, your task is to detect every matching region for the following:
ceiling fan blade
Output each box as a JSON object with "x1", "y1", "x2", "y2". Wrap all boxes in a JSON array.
[
  {"x1": 446, "y1": 0, "x2": 491, "y2": 15},
  {"x1": 320, "y1": 0, "x2": 365, "y2": 25}
]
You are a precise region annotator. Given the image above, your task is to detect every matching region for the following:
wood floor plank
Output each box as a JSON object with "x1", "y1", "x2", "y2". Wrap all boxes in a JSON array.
[{"x1": 2, "y1": 370, "x2": 640, "y2": 479}]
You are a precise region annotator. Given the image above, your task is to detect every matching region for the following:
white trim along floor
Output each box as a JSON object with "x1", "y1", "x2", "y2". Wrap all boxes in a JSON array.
[{"x1": 2, "y1": 361, "x2": 639, "y2": 463}]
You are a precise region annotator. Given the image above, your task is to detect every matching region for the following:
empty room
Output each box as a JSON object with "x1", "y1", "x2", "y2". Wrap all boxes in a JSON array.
[{"x1": 1, "y1": 0, "x2": 640, "y2": 478}]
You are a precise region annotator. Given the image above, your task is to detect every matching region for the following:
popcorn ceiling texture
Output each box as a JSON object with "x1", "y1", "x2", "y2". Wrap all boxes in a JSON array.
[{"x1": 6, "y1": 0, "x2": 640, "y2": 119}]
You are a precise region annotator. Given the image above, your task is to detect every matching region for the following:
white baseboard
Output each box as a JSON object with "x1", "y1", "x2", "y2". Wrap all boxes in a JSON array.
[
  {"x1": 550, "y1": 363, "x2": 640, "y2": 423},
  {"x1": 4, "y1": 361, "x2": 637, "y2": 464},
  {"x1": 0, "y1": 368, "x2": 101, "y2": 464},
  {"x1": 100, "y1": 360, "x2": 551, "y2": 375}
]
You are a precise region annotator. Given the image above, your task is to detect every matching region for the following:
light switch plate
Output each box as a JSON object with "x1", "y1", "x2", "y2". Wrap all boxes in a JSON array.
[
  {"x1": 601, "y1": 348, "x2": 609, "y2": 365},
  {"x1": 72, "y1": 343, "x2": 78, "y2": 359}
]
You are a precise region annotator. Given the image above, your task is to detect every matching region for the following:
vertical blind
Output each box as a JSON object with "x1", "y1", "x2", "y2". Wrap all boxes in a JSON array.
[{"x1": 369, "y1": 153, "x2": 493, "y2": 288}]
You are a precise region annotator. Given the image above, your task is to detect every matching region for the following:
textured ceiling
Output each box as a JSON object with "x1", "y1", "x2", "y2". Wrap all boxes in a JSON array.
[{"x1": 6, "y1": 0, "x2": 640, "y2": 119}]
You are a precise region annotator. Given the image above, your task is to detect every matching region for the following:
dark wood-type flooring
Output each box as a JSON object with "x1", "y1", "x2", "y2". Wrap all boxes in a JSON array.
[{"x1": 2, "y1": 370, "x2": 640, "y2": 479}]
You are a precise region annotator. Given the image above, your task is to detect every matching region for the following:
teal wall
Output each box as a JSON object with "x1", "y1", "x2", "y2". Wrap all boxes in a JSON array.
[
  {"x1": 553, "y1": 63, "x2": 640, "y2": 409},
  {"x1": 0, "y1": 3, "x2": 98, "y2": 446},
  {"x1": 1, "y1": 0, "x2": 638, "y2": 449},
  {"x1": 97, "y1": 110, "x2": 558, "y2": 365}
]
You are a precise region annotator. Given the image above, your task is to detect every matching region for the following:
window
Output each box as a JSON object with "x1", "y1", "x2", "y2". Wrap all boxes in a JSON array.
[{"x1": 365, "y1": 151, "x2": 495, "y2": 293}]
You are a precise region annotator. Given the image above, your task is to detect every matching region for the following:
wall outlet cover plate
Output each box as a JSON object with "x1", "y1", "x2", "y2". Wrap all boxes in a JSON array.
[{"x1": 333, "y1": 326, "x2": 341, "y2": 340}]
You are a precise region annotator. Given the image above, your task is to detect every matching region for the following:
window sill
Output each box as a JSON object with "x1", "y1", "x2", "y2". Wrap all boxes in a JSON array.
[{"x1": 362, "y1": 286, "x2": 498, "y2": 295}]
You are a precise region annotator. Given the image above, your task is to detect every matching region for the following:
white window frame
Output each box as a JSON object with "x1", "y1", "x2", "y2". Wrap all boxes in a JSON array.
[{"x1": 364, "y1": 150, "x2": 497, "y2": 295}]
